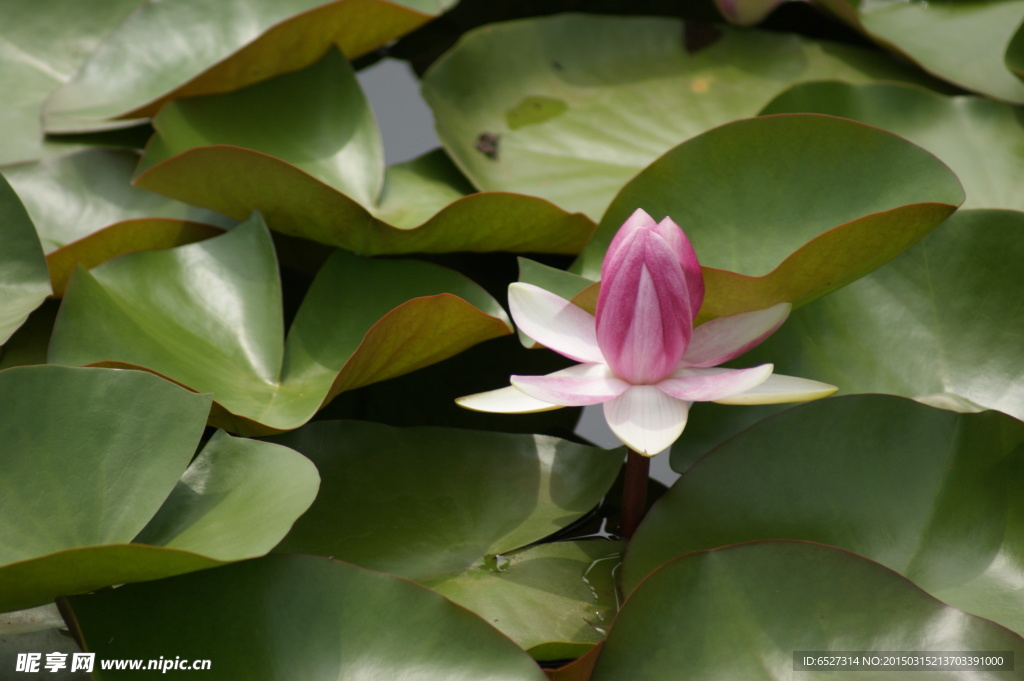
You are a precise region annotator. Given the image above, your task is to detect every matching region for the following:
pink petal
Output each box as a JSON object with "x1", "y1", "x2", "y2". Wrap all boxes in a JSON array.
[
  {"x1": 456, "y1": 386, "x2": 564, "y2": 413},
  {"x1": 603, "y1": 208, "x2": 659, "y2": 269},
  {"x1": 655, "y1": 216, "x2": 704, "y2": 316},
  {"x1": 657, "y1": 365, "x2": 773, "y2": 402},
  {"x1": 508, "y1": 283, "x2": 604, "y2": 364},
  {"x1": 681, "y1": 303, "x2": 791, "y2": 368},
  {"x1": 603, "y1": 385, "x2": 690, "y2": 456},
  {"x1": 596, "y1": 229, "x2": 693, "y2": 383},
  {"x1": 712, "y1": 373, "x2": 838, "y2": 405},
  {"x1": 511, "y1": 363, "x2": 629, "y2": 407}
]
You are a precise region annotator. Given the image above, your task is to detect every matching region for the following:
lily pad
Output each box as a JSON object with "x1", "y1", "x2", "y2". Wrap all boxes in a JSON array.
[
  {"x1": 738, "y1": 209, "x2": 1024, "y2": 422},
  {"x1": 0, "y1": 365, "x2": 319, "y2": 612},
  {"x1": 268, "y1": 420, "x2": 624, "y2": 657},
  {"x1": 1006, "y1": 20, "x2": 1024, "y2": 81},
  {"x1": 138, "y1": 48, "x2": 383, "y2": 207},
  {"x1": 421, "y1": 13, "x2": 939, "y2": 219},
  {"x1": 435, "y1": 540, "x2": 623, "y2": 661},
  {"x1": 0, "y1": 174, "x2": 51, "y2": 345},
  {"x1": 0, "y1": 300, "x2": 56, "y2": 370},
  {"x1": 761, "y1": 81, "x2": 1024, "y2": 211},
  {"x1": 816, "y1": 0, "x2": 1024, "y2": 103},
  {"x1": 0, "y1": 0, "x2": 142, "y2": 163},
  {"x1": 49, "y1": 213, "x2": 512, "y2": 434},
  {"x1": 4, "y1": 149, "x2": 230, "y2": 247},
  {"x1": 2, "y1": 148, "x2": 231, "y2": 295},
  {"x1": 626, "y1": 395, "x2": 1024, "y2": 637},
  {"x1": 134, "y1": 50, "x2": 595, "y2": 255},
  {"x1": 45, "y1": 219, "x2": 225, "y2": 298},
  {"x1": 66, "y1": 555, "x2": 550, "y2": 681},
  {"x1": 576, "y1": 114, "x2": 964, "y2": 321},
  {"x1": 43, "y1": 0, "x2": 455, "y2": 133},
  {"x1": 595, "y1": 541, "x2": 1024, "y2": 680}
]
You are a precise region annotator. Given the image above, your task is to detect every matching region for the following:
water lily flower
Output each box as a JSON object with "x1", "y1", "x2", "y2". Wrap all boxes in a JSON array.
[{"x1": 457, "y1": 208, "x2": 837, "y2": 455}]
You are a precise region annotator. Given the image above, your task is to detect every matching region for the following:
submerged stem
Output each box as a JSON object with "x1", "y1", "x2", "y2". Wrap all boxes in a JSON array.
[{"x1": 619, "y1": 448, "x2": 650, "y2": 539}]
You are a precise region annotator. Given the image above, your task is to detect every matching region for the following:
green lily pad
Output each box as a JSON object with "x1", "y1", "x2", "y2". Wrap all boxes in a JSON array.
[
  {"x1": 268, "y1": 420, "x2": 624, "y2": 656},
  {"x1": 762, "y1": 81, "x2": 1024, "y2": 211},
  {"x1": 49, "y1": 213, "x2": 512, "y2": 434},
  {"x1": 134, "y1": 50, "x2": 595, "y2": 255},
  {"x1": 595, "y1": 541, "x2": 1024, "y2": 680},
  {"x1": 817, "y1": 0, "x2": 1024, "y2": 103},
  {"x1": 66, "y1": 555, "x2": 549, "y2": 681},
  {"x1": 43, "y1": 0, "x2": 455, "y2": 133},
  {"x1": 4, "y1": 149, "x2": 230, "y2": 249},
  {"x1": 138, "y1": 48, "x2": 383, "y2": 207},
  {"x1": 2, "y1": 148, "x2": 231, "y2": 295},
  {"x1": 435, "y1": 540, "x2": 623, "y2": 661},
  {"x1": 1006, "y1": 20, "x2": 1024, "y2": 81},
  {"x1": 45, "y1": 219, "x2": 225, "y2": 298},
  {"x1": 0, "y1": 174, "x2": 51, "y2": 344},
  {"x1": 627, "y1": 395, "x2": 1024, "y2": 637},
  {"x1": 0, "y1": 300, "x2": 56, "y2": 370},
  {"x1": 738, "y1": 209, "x2": 1024, "y2": 422},
  {"x1": 132, "y1": 431, "x2": 320, "y2": 559},
  {"x1": 0, "y1": 365, "x2": 319, "y2": 612},
  {"x1": 577, "y1": 114, "x2": 964, "y2": 321},
  {"x1": 421, "y1": 13, "x2": 939, "y2": 219},
  {"x1": 0, "y1": 0, "x2": 142, "y2": 163}
]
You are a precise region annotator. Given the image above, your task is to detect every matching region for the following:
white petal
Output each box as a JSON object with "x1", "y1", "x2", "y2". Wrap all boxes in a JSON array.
[
  {"x1": 681, "y1": 302, "x2": 790, "y2": 367},
  {"x1": 712, "y1": 373, "x2": 838, "y2": 405},
  {"x1": 456, "y1": 386, "x2": 564, "y2": 413},
  {"x1": 658, "y1": 364, "x2": 773, "y2": 402},
  {"x1": 512, "y1": 363, "x2": 628, "y2": 406},
  {"x1": 603, "y1": 385, "x2": 690, "y2": 456},
  {"x1": 508, "y1": 283, "x2": 604, "y2": 364}
]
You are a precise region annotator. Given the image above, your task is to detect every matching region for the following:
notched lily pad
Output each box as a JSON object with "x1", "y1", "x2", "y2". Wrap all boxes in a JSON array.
[
  {"x1": 576, "y1": 114, "x2": 964, "y2": 321},
  {"x1": 43, "y1": 0, "x2": 455, "y2": 132},
  {"x1": 134, "y1": 49, "x2": 596, "y2": 255},
  {"x1": 3, "y1": 148, "x2": 232, "y2": 296},
  {"x1": 0, "y1": 365, "x2": 318, "y2": 612},
  {"x1": 422, "y1": 13, "x2": 941, "y2": 219},
  {"x1": 49, "y1": 213, "x2": 512, "y2": 434}
]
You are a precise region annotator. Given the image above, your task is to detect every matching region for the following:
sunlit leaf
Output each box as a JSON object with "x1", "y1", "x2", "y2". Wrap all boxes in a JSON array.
[
  {"x1": 762, "y1": 81, "x2": 1024, "y2": 211},
  {"x1": 422, "y1": 13, "x2": 940, "y2": 219},
  {"x1": 576, "y1": 115, "x2": 964, "y2": 321},
  {"x1": 2, "y1": 148, "x2": 231, "y2": 295},
  {"x1": 134, "y1": 51, "x2": 595, "y2": 255},
  {"x1": 817, "y1": 0, "x2": 1024, "y2": 103},
  {"x1": 0, "y1": 0, "x2": 142, "y2": 163},
  {"x1": 50, "y1": 213, "x2": 512, "y2": 434},
  {"x1": 43, "y1": 0, "x2": 456, "y2": 132}
]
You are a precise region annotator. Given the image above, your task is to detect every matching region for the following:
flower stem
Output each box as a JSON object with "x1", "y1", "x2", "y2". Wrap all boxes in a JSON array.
[{"x1": 620, "y1": 448, "x2": 650, "y2": 539}]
